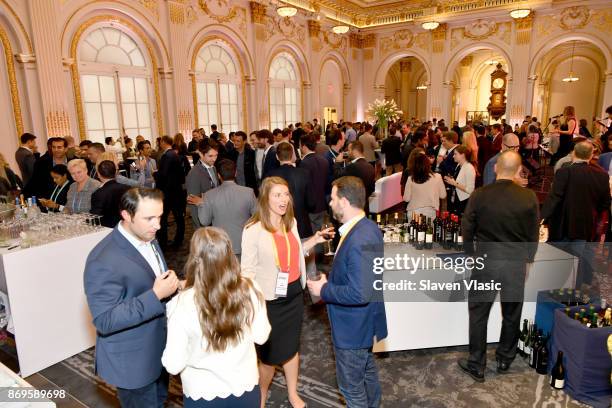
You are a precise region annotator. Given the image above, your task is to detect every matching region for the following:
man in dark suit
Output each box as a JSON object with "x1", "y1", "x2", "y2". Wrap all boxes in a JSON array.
[
  {"x1": 185, "y1": 140, "x2": 219, "y2": 228},
  {"x1": 90, "y1": 160, "x2": 131, "y2": 228},
  {"x1": 84, "y1": 188, "x2": 179, "y2": 407},
  {"x1": 25, "y1": 137, "x2": 68, "y2": 198},
  {"x1": 15, "y1": 132, "x2": 37, "y2": 185},
  {"x1": 188, "y1": 129, "x2": 202, "y2": 165},
  {"x1": 195, "y1": 159, "x2": 257, "y2": 260},
  {"x1": 226, "y1": 131, "x2": 257, "y2": 193},
  {"x1": 334, "y1": 140, "x2": 376, "y2": 209},
  {"x1": 299, "y1": 132, "x2": 330, "y2": 232},
  {"x1": 256, "y1": 129, "x2": 279, "y2": 182},
  {"x1": 267, "y1": 142, "x2": 314, "y2": 238},
  {"x1": 381, "y1": 131, "x2": 403, "y2": 176},
  {"x1": 475, "y1": 124, "x2": 494, "y2": 177},
  {"x1": 87, "y1": 142, "x2": 106, "y2": 180},
  {"x1": 308, "y1": 176, "x2": 387, "y2": 407},
  {"x1": 459, "y1": 151, "x2": 539, "y2": 382},
  {"x1": 324, "y1": 128, "x2": 345, "y2": 196},
  {"x1": 154, "y1": 135, "x2": 186, "y2": 249},
  {"x1": 541, "y1": 141, "x2": 610, "y2": 286}
]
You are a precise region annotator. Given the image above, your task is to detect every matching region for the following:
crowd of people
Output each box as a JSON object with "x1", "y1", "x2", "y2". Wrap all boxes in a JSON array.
[{"x1": 5, "y1": 103, "x2": 610, "y2": 407}]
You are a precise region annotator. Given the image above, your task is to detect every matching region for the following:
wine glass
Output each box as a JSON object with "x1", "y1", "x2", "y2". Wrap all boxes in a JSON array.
[{"x1": 321, "y1": 223, "x2": 335, "y2": 256}]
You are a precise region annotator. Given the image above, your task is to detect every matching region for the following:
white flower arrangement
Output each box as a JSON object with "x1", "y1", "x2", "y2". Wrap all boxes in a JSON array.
[{"x1": 366, "y1": 99, "x2": 403, "y2": 136}]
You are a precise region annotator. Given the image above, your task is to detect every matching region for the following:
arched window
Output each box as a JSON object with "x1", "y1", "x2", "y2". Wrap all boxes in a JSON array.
[
  {"x1": 195, "y1": 41, "x2": 241, "y2": 134},
  {"x1": 78, "y1": 26, "x2": 153, "y2": 142},
  {"x1": 269, "y1": 52, "x2": 300, "y2": 130}
]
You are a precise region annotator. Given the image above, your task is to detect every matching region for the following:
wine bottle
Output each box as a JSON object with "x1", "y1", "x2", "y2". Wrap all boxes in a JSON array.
[
  {"x1": 590, "y1": 313, "x2": 598, "y2": 329},
  {"x1": 524, "y1": 322, "x2": 532, "y2": 358},
  {"x1": 529, "y1": 330, "x2": 542, "y2": 368},
  {"x1": 579, "y1": 308, "x2": 586, "y2": 320},
  {"x1": 455, "y1": 216, "x2": 463, "y2": 251},
  {"x1": 444, "y1": 213, "x2": 454, "y2": 250},
  {"x1": 564, "y1": 307, "x2": 571, "y2": 317},
  {"x1": 573, "y1": 312, "x2": 580, "y2": 321},
  {"x1": 518, "y1": 319, "x2": 528, "y2": 357},
  {"x1": 376, "y1": 214, "x2": 382, "y2": 231},
  {"x1": 425, "y1": 218, "x2": 433, "y2": 250},
  {"x1": 536, "y1": 335, "x2": 549, "y2": 375},
  {"x1": 550, "y1": 351, "x2": 565, "y2": 389},
  {"x1": 416, "y1": 216, "x2": 426, "y2": 250},
  {"x1": 409, "y1": 214, "x2": 417, "y2": 244},
  {"x1": 433, "y1": 210, "x2": 441, "y2": 243}
]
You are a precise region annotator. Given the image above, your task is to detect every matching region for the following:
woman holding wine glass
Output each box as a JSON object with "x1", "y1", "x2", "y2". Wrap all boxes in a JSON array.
[{"x1": 241, "y1": 177, "x2": 333, "y2": 408}]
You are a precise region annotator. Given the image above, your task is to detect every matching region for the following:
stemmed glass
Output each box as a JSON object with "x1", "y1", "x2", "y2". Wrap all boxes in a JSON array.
[{"x1": 321, "y1": 223, "x2": 335, "y2": 256}]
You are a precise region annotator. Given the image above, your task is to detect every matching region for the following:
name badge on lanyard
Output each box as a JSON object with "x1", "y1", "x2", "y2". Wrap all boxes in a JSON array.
[{"x1": 272, "y1": 227, "x2": 291, "y2": 298}]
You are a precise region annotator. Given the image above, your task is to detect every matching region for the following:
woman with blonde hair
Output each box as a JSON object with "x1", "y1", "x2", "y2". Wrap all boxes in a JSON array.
[
  {"x1": 162, "y1": 227, "x2": 270, "y2": 407},
  {"x1": 241, "y1": 177, "x2": 331, "y2": 408},
  {"x1": 461, "y1": 131, "x2": 479, "y2": 168},
  {"x1": 65, "y1": 159, "x2": 101, "y2": 213}
]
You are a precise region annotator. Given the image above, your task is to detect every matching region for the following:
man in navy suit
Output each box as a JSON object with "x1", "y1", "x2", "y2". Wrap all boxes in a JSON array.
[
  {"x1": 308, "y1": 176, "x2": 387, "y2": 407},
  {"x1": 256, "y1": 129, "x2": 279, "y2": 182},
  {"x1": 84, "y1": 188, "x2": 179, "y2": 407}
]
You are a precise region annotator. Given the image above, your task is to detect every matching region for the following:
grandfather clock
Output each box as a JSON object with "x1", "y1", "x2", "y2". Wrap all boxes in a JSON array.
[{"x1": 487, "y1": 63, "x2": 507, "y2": 120}]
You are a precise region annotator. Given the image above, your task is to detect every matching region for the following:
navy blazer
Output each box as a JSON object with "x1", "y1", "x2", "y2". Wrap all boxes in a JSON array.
[
  {"x1": 598, "y1": 152, "x2": 612, "y2": 174},
  {"x1": 321, "y1": 217, "x2": 387, "y2": 349},
  {"x1": 84, "y1": 227, "x2": 168, "y2": 389}
]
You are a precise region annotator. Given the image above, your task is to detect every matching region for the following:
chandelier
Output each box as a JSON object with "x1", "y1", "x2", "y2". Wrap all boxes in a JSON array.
[
  {"x1": 421, "y1": 21, "x2": 440, "y2": 30},
  {"x1": 562, "y1": 41, "x2": 580, "y2": 83},
  {"x1": 509, "y1": 8, "x2": 530, "y2": 19},
  {"x1": 277, "y1": 6, "x2": 298, "y2": 17}
]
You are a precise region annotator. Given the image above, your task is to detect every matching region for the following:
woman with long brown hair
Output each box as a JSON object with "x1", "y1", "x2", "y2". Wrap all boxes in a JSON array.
[
  {"x1": 162, "y1": 227, "x2": 271, "y2": 407},
  {"x1": 241, "y1": 177, "x2": 331, "y2": 408}
]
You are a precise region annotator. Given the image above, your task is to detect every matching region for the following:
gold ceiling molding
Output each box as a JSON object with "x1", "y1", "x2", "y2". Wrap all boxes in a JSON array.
[
  {"x1": 463, "y1": 20, "x2": 498, "y2": 40},
  {"x1": 138, "y1": 0, "x2": 159, "y2": 20},
  {"x1": 199, "y1": 0, "x2": 239, "y2": 23},
  {"x1": 321, "y1": 31, "x2": 348, "y2": 54},
  {"x1": 591, "y1": 9, "x2": 612, "y2": 35},
  {"x1": 380, "y1": 29, "x2": 414, "y2": 56},
  {"x1": 0, "y1": 0, "x2": 34, "y2": 53},
  {"x1": 308, "y1": 20, "x2": 321, "y2": 38},
  {"x1": 0, "y1": 23, "x2": 24, "y2": 138},
  {"x1": 249, "y1": 1, "x2": 266, "y2": 24},
  {"x1": 559, "y1": 6, "x2": 590, "y2": 30},
  {"x1": 349, "y1": 32, "x2": 376, "y2": 49},
  {"x1": 169, "y1": 2, "x2": 185, "y2": 24},
  {"x1": 263, "y1": 15, "x2": 306, "y2": 44},
  {"x1": 69, "y1": 15, "x2": 164, "y2": 140},
  {"x1": 515, "y1": 14, "x2": 533, "y2": 46}
]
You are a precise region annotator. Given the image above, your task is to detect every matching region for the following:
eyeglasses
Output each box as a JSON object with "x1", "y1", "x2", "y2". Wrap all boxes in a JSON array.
[{"x1": 504, "y1": 144, "x2": 520, "y2": 150}]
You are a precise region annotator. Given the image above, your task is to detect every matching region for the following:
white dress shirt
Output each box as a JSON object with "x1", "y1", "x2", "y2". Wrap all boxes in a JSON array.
[
  {"x1": 162, "y1": 283, "x2": 271, "y2": 401},
  {"x1": 117, "y1": 222, "x2": 164, "y2": 277}
]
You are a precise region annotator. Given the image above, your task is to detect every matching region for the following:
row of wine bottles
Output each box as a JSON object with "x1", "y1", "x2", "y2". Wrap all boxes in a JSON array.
[
  {"x1": 373, "y1": 211, "x2": 464, "y2": 251},
  {"x1": 518, "y1": 320, "x2": 565, "y2": 389},
  {"x1": 548, "y1": 288, "x2": 591, "y2": 307},
  {"x1": 565, "y1": 305, "x2": 612, "y2": 328}
]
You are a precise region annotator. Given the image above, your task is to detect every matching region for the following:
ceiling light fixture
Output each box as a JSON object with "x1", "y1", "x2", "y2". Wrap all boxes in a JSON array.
[
  {"x1": 562, "y1": 41, "x2": 580, "y2": 83},
  {"x1": 416, "y1": 85, "x2": 428, "y2": 90},
  {"x1": 422, "y1": 21, "x2": 440, "y2": 30},
  {"x1": 332, "y1": 24, "x2": 350, "y2": 34},
  {"x1": 509, "y1": 7, "x2": 530, "y2": 19},
  {"x1": 277, "y1": 5, "x2": 298, "y2": 18}
]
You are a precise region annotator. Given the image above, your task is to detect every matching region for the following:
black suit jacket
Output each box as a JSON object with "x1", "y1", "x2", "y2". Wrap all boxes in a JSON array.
[
  {"x1": 463, "y1": 179, "x2": 540, "y2": 261},
  {"x1": 261, "y1": 146, "x2": 280, "y2": 180},
  {"x1": 24, "y1": 153, "x2": 57, "y2": 198},
  {"x1": 227, "y1": 146, "x2": 258, "y2": 193},
  {"x1": 298, "y1": 152, "x2": 329, "y2": 213},
  {"x1": 381, "y1": 136, "x2": 402, "y2": 166},
  {"x1": 438, "y1": 145, "x2": 458, "y2": 177},
  {"x1": 154, "y1": 149, "x2": 185, "y2": 206},
  {"x1": 335, "y1": 158, "x2": 376, "y2": 205},
  {"x1": 91, "y1": 180, "x2": 131, "y2": 228},
  {"x1": 267, "y1": 164, "x2": 314, "y2": 238},
  {"x1": 541, "y1": 162, "x2": 611, "y2": 241}
]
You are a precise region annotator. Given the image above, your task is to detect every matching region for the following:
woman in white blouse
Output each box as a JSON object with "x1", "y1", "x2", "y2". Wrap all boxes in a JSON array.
[
  {"x1": 162, "y1": 227, "x2": 271, "y2": 407},
  {"x1": 403, "y1": 149, "x2": 446, "y2": 219},
  {"x1": 444, "y1": 145, "x2": 476, "y2": 215}
]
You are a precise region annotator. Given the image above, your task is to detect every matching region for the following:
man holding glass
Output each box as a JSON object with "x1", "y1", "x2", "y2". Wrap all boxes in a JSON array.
[
  {"x1": 308, "y1": 176, "x2": 387, "y2": 407},
  {"x1": 84, "y1": 187, "x2": 179, "y2": 407}
]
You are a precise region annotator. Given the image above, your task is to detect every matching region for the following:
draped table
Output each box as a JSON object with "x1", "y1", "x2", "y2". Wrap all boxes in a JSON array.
[
  {"x1": 0, "y1": 229, "x2": 111, "y2": 377},
  {"x1": 373, "y1": 242, "x2": 577, "y2": 352}
]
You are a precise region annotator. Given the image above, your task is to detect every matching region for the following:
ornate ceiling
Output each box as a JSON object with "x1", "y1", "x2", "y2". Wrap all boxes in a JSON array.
[{"x1": 280, "y1": 0, "x2": 537, "y2": 28}]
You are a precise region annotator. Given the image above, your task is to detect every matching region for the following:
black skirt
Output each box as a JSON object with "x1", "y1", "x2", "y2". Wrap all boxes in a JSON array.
[{"x1": 257, "y1": 280, "x2": 304, "y2": 365}]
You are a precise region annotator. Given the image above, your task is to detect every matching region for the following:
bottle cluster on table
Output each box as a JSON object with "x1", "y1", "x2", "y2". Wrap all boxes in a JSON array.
[
  {"x1": 372, "y1": 210, "x2": 464, "y2": 251},
  {"x1": 517, "y1": 319, "x2": 565, "y2": 388},
  {"x1": 564, "y1": 304, "x2": 611, "y2": 328}
]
